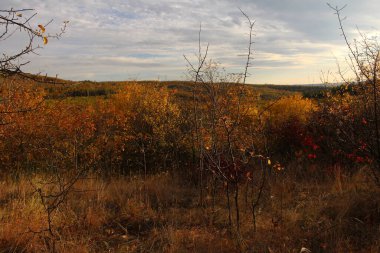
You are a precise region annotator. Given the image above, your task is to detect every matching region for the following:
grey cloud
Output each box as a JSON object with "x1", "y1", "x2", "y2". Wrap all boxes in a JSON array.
[{"x1": 1, "y1": 0, "x2": 379, "y2": 83}]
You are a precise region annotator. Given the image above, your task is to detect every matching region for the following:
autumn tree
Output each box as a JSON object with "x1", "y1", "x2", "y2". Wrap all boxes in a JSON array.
[
  {"x1": 183, "y1": 10, "x2": 276, "y2": 238},
  {"x1": 111, "y1": 83, "x2": 183, "y2": 176},
  {"x1": 263, "y1": 94, "x2": 315, "y2": 161},
  {"x1": 326, "y1": 4, "x2": 380, "y2": 184}
]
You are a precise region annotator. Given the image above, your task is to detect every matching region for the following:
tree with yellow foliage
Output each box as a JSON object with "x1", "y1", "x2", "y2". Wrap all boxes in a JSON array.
[{"x1": 263, "y1": 94, "x2": 315, "y2": 159}]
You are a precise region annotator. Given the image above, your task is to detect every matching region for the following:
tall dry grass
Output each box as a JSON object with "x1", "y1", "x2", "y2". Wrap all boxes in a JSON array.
[{"x1": 0, "y1": 167, "x2": 379, "y2": 252}]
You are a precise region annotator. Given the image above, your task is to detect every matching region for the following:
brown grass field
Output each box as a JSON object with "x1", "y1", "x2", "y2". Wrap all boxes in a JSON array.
[{"x1": 1, "y1": 166, "x2": 379, "y2": 253}]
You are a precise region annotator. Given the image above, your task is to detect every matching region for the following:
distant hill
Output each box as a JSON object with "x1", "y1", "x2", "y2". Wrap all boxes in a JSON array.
[{"x1": 2, "y1": 73, "x2": 334, "y2": 100}]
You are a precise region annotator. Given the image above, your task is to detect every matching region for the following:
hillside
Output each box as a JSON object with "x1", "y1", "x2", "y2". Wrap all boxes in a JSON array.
[
  {"x1": 1, "y1": 73, "x2": 379, "y2": 252},
  {"x1": 11, "y1": 74, "x2": 330, "y2": 100}
]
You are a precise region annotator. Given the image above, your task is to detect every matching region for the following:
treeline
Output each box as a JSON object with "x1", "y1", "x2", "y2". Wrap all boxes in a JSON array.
[
  {"x1": 0, "y1": 75, "x2": 374, "y2": 179},
  {"x1": 27, "y1": 75, "x2": 331, "y2": 100}
]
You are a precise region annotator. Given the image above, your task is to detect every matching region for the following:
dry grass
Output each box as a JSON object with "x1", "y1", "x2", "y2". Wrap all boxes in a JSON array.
[{"x1": 0, "y1": 168, "x2": 379, "y2": 253}]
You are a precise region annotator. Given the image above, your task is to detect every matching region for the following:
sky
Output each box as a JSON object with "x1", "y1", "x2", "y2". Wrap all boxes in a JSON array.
[{"x1": 2, "y1": 0, "x2": 380, "y2": 84}]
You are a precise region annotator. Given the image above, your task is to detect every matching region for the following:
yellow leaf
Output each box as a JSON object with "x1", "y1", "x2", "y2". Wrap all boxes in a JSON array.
[
  {"x1": 16, "y1": 13, "x2": 22, "y2": 17},
  {"x1": 43, "y1": 36, "x2": 48, "y2": 45},
  {"x1": 38, "y1": 24, "x2": 46, "y2": 33}
]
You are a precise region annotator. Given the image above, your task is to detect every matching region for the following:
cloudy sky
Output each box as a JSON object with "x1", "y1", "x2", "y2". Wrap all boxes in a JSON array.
[{"x1": 2, "y1": 0, "x2": 380, "y2": 84}]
